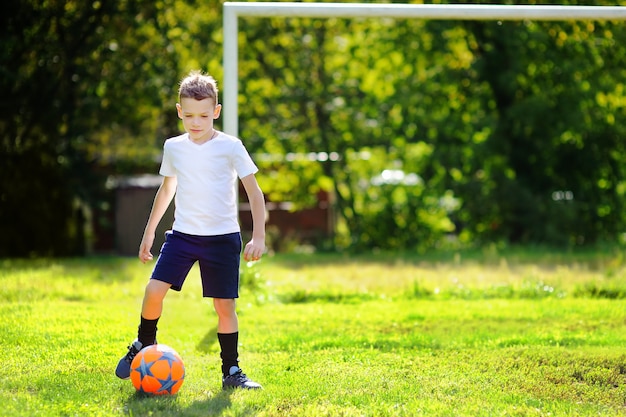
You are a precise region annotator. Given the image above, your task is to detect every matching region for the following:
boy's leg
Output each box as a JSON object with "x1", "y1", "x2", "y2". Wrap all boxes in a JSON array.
[
  {"x1": 198, "y1": 233, "x2": 259, "y2": 389},
  {"x1": 214, "y1": 298, "x2": 238, "y2": 334},
  {"x1": 116, "y1": 230, "x2": 195, "y2": 379},
  {"x1": 214, "y1": 298, "x2": 239, "y2": 374},
  {"x1": 137, "y1": 279, "x2": 172, "y2": 345},
  {"x1": 214, "y1": 298, "x2": 261, "y2": 390},
  {"x1": 115, "y1": 279, "x2": 171, "y2": 379}
]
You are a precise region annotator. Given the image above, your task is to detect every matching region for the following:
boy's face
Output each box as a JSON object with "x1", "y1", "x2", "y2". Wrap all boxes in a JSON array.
[{"x1": 176, "y1": 98, "x2": 222, "y2": 142}]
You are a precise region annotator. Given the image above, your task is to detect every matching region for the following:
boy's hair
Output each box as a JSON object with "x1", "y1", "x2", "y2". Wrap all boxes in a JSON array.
[{"x1": 178, "y1": 70, "x2": 218, "y2": 103}]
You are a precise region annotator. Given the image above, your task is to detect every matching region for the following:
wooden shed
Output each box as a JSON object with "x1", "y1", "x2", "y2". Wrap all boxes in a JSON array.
[
  {"x1": 110, "y1": 175, "x2": 332, "y2": 255},
  {"x1": 113, "y1": 175, "x2": 174, "y2": 256}
]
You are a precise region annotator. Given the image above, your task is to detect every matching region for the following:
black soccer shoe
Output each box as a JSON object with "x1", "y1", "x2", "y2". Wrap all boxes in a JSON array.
[
  {"x1": 115, "y1": 339, "x2": 146, "y2": 380},
  {"x1": 222, "y1": 366, "x2": 262, "y2": 390}
]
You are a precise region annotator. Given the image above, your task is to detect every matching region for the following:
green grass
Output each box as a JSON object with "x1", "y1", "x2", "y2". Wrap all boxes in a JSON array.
[{"x1": 2, "y1": 247, "x2": 626, "y2": 416}]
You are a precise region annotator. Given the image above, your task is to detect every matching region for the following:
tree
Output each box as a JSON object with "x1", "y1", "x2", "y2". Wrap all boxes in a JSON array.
[
  {"x1": 0, "y1": 0, "x2": 181, "y2": 256},
  {"x1": 3, "y1": 0, "x2": 626, "y2": 256},
  {"x1": 237, "y1": 5, "x2": 626, "y2": 250},
  {"x1": 237, "y1": 15, "x2": 462, "y2": 251},
  {"x1": 461, "y1": 16, "x2": 626, "y2": 245}
]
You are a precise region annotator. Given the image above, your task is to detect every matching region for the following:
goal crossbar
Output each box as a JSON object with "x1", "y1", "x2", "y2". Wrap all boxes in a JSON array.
[
  {"x1": 223, "y1": 2, "x2": 626, "y2": 136},
  {"x1": 225, "y1": 2, "x2": 626, "y2": 20}
]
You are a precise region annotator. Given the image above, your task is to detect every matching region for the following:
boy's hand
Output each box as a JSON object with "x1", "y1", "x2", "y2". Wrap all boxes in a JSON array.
[
  {"x1": 139, "y1": 234, "x2": 155, "y2": 263},
  {"x1": 243, "y1": 239, "x2": 265, "y2": 262}
]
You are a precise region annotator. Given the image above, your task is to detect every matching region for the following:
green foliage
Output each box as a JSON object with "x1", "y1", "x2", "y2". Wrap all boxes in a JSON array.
[
  {"x1": 457, "y1": 13, "x2": 626, "y2": 245},
  {"x1": 238, "y1": 2, "x2": 626, "y2": 251},
  {"x1": 1, "y1": 0, "x2": 178, "y2": 256},
  {"x1": 3, "y1": 1, "x2": 626, "y2": 256}
]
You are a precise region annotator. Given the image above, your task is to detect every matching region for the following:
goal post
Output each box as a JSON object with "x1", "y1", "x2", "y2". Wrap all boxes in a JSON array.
[{"x1": 223, "y1": 2, "x2": 626, "y2": 137}]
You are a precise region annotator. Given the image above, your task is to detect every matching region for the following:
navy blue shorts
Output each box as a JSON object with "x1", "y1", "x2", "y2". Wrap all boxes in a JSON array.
[{"x1": 151, "y1": 230, "x2": 242, "y2": 298}]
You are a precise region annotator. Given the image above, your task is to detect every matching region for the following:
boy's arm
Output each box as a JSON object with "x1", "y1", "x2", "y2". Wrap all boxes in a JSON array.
[
  {"x1": 240, "y1": 173, "x2": 266, "y2": 262},
  {"x1": 138, "y1": 176, "x2": 177, "y2": 263}
]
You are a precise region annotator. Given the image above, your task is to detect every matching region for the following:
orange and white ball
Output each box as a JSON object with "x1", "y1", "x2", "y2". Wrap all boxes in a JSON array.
[{"x1": 130, "y1": 344, "x2": 185, "y2": 395}]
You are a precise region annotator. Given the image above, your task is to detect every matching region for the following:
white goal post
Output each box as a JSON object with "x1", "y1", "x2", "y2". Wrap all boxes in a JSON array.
[{"x1": 223, "y1": 2, "x2": 626, "y2": 138}]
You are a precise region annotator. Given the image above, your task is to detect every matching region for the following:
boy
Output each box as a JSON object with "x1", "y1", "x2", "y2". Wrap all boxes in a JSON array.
[{"x1": 115, "y1": 70, "x2": 265, "y2": 390}]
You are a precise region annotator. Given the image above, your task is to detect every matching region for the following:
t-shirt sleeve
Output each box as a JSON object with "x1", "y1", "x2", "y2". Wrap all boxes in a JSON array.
[
  {"x1": 159, "y1": 142, "x2": 176, "y2": 177},
  {"x1": 232, "y1": 140, "x2": 258, "y2": 179}
]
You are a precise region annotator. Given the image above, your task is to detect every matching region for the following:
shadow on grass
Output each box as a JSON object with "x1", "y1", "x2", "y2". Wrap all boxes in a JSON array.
[
  {"x1": 124, "y1": 391, "x2": 183, "y2": 416},
  {"x1": 125, "y1": 389, "x2": 247, "y2": 416},
  {"x1": 196, "y1": 325, "x2": 219, "y2": 353}
]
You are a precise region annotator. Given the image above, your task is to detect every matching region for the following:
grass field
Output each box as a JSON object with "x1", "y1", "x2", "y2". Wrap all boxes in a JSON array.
[{"x1": 1, "y1": 246, "x2": 626, "y2": 416}]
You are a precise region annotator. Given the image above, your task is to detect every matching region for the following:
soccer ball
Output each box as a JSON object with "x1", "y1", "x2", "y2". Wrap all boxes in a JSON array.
[{"x1": 130, "y1": 344, "x2": 185, "y2": 395}]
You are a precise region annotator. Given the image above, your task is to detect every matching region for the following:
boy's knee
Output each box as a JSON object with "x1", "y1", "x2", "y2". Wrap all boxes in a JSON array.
[
  {"x1": 213, "y1": 298, "x2": 236, "y2": 316},
  {"x1": 144, "y1": 279, "x2": 171, "y2": 300}
]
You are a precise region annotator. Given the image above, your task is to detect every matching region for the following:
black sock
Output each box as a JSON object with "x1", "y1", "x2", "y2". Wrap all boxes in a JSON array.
[
  {"x1": 137, "y1": 316, "x2": 159, "y2": 347},
  {"x1": 218, "y1": 332, "x2": 239, "y2": 376}
]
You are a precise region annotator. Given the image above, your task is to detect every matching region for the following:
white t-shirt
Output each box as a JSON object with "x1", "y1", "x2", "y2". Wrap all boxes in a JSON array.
[{"x1": 159, "y1": 132, "x2": 258, "y2": 236}]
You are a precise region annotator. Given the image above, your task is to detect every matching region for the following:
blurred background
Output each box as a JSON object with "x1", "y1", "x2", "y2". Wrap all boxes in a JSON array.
[{"x1": 2, "y1": 0, "x2": 626, "y2": 258}]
